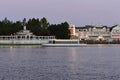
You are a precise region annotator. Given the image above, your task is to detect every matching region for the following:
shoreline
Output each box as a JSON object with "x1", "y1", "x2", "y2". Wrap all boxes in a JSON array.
[
  {"x1": 0, "y1": 39, "x2": 120, "y2": 46},
  {"x1": 49, "y1": 39, "x2": 120, "y2": 44}
]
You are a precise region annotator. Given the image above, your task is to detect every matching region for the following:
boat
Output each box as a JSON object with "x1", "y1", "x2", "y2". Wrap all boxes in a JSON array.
[
  {"x1": 42, "y1": 39, "x2": 87, "y2": 47},
  {"x1": 0, "y1": 25, "x2": 55, "y2": 45},
  {"x1": 42, "y1": 43, "x2": 87, "y2": 47}
]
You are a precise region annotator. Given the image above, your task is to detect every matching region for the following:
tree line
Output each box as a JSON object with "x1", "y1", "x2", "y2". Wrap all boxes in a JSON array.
[{"x1": 0, "y1": 17, "x2": 70, "y2": 39}]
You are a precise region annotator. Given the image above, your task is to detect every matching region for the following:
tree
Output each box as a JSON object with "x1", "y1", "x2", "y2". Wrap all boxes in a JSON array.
[
  {"x1": 0, "y1": 17, "x2": 70, "y2": 37},
  {"x1": 48, "y1": 22, "x2": 70, "y2": 39},
  {"x1": 27, "y1": 18, "x2": 41, "y2": 35},
  {"x1": 40, "y1": 17, "x2": 50, "y2": 35},
  {"x1": 27, "y1": 17, "x2": 50, "y2": 36},
  {"x1": 0, "y1": 18, "x2": 23, "y2": 35},
  {"x1": 0, "y1": 18, "x2": 13, "y2": 35},
  {"x1": 40, "y1": 17, "x2": 49, "y2": 29}
]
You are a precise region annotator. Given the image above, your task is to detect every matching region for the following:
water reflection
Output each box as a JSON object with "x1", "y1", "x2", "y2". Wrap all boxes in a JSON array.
[
  {"x1": 9, "y1": 46, "x2": 15, "y2": 60},
  {"x1": 69, "y1": 47, "x2": 77, "y2": 62}
]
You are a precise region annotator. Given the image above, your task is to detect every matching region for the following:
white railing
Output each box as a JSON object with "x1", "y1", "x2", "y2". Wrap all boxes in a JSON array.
[{"x1": 0, "y1": 36, "x2": 55, "y2": 40}]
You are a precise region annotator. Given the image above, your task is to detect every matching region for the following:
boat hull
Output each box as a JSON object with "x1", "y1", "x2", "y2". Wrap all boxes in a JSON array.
[
  {"x1": 42, "y1": 44, "x2": 87, "y2": 47},
  {"x1": 0, "y1": 40, "x2": 49, "y2": 45}
]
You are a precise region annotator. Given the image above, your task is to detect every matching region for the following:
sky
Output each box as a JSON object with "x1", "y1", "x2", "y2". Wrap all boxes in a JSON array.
[{"x1": 0, "y1": 0, "x2": 120, "y2": 26}]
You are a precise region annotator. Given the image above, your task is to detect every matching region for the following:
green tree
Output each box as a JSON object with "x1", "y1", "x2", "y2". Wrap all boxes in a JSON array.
[
  {"x1": 0, "y1": 17, "x2": 70, "y2": 37},
  {"x1": 40, "y1": 17, "x2": 49, "y2": 29},
  {"x1": 48, "y1": 22, "x2": 70, "y2": 39},
  {"x1": 40, "y1": 17, "x2": 50, "y2": 35},
  {"x1": 12, "y1": 21, "x2": 23, "y2": 34},
  {"x1": 27, "y1": 18, "x2": 41, "y2": 35},
  {"x1": 27, "y1": 17, "x2": 50, "y2": 36},
  {"x1": 0, "y1": 18, "x2": 13, "y2": 35},
  {"x1": 0, "y1": 18, "x2": 23, "y2": 35}
]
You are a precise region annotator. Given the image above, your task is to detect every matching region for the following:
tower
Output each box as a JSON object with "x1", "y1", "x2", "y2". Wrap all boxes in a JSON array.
[
  {"x1": 23, "y1": 18, "x2": 27, "y2": 30},
  {"x1": 24, "y1": 25, "x2": 26, "y2": 30}
]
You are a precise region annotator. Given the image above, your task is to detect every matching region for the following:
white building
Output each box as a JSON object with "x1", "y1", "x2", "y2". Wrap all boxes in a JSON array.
[
  {"x1": 75, "y1": 27, "x2": 88, "y2": 40},
  {"x1": 76, "y1": 25, "x2": 111, "y2": 40},
  {"x1": 111, "y1": 25, "x2": 120, "y2": 41}
]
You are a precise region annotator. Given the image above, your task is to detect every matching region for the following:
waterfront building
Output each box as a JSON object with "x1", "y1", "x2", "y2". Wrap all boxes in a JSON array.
[
  {"x1": 69, "y1": 25, "x2": 77, "y2": 39},
  {"x1": 111, "y1": 25, "x2": 120, "y2": 41},
  {"x1": 69, "y1": 25, "x2": 76, "y2": 36},
  {"x1": 76, "y1": 25, "x2": 111, "y2": 40},
  {"x1": 75, "y1": 27, "x2": 88, "y2": 40}
]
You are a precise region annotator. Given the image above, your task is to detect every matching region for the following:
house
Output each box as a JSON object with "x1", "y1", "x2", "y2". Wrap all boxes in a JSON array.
[
  {"x1": 76, "y1": 25, "x2": 111, "y2": 40},
  {"x1": 75, "y1": 27, "x2": 88, "y2": 40},
  {"x1": 111, "y1": 25, "x2": 120, "y2": 41}
]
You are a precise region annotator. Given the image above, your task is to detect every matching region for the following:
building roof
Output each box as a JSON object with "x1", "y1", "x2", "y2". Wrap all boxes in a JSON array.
[
  {"x1": 110, "y1": 25, "x2": 120, "y2": 31},
  {"x1": 75, "y1": 25, "x2": 109, "y2": 29}
]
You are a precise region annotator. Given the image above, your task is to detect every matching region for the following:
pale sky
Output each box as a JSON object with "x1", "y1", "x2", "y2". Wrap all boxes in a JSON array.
[{"x1": 0, "y1": 0, "x2": 120, "y2": 26}]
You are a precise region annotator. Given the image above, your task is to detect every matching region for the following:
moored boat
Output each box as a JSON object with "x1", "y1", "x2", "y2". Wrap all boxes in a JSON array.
[
  {"x1": 0, "y1": 25, "x2": 55, "y2": 45},
  {"x1": 42, "y1": 39, "x2": 87, "y2": 47},
  {"x1": 42, "y1": 43, "x2": 87, "y2": 47}
]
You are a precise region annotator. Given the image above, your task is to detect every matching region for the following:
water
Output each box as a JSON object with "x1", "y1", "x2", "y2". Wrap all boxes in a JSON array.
[{"x1": 0, "y1": 45, "x2": 120, "y2": 80}]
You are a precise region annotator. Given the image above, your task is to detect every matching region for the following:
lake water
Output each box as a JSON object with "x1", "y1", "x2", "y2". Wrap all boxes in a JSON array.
[{"x1": 0, "y1": 44, "x2": 120, "y2": 80}]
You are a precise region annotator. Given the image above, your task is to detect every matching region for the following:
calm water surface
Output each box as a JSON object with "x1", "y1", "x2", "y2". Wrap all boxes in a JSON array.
[{"x1": 0, "y1": 44, "x2": 120, "y2": 80}]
